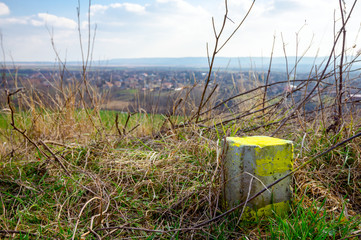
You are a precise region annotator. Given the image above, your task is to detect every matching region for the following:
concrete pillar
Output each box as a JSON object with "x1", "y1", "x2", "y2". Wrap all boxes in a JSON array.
[{"x1": 223, "y1": 136, "x2": 293, "y2": 218}]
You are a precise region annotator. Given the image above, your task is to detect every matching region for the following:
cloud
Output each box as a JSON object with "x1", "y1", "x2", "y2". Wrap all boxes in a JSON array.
[
  {"x1": 0, "y1": 2, "x2": 9, "y2": 16},
  {"x1": 121, "y1": 3, "x2": 146, "y2": 14},
  {"x1": 156, "y1": 0, "x2": 207, "y2": 15},
  {"x1": 90, "y1": 0, "x2": 213, "y2": 59},
  {"x1": 91, "y1": 3, "x2": 147, "y2": 16},
  {"x1": 226, "y1": 0, "x2": 275, "y2": 19},
  {"x1": 214, "y1": 0, "x2": 350, "y2": 58},
  {"x1": 0, "y1": 17, "x2": 28, "y2": 25},
  {"x1": 0, "y1": 13, "x2": 77, "y2": 30},
  {"x1": 30, "y1": 13, "x2": 77, "y2": 29},
  {"x1": 90, "y1": 4, "x2": 109, "y2": 15}
]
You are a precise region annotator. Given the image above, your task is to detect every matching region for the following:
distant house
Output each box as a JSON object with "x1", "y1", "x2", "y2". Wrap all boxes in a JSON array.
[
  {"x1": 285, "y1": 84, "x2": 297, "y2": 93},
  {"x1": 104, "y1": 81, "x2": 113, "y2": 88},
  {"x1": 346, "y1": 93, "x2": 361, "y2": 102},
  {"x1": 114, "y1": 81, "x2": 122, "y2": 87},
  {"x1": 163, "y1": 82, "x2": 173, "y2": 89}
]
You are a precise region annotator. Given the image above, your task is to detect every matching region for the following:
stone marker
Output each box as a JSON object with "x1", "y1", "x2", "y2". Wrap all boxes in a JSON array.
[{"x1": 222, "y1": 136, "x2": 293, "y2": 218}]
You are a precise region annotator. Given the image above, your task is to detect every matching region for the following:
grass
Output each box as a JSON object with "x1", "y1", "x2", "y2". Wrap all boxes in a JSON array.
[
  {"x1": 2, "y1": 99, "x2": 361, "y2": 239},
  {"x1": 0, "y1": 111, "x2": 32, "y2": 130},
  {"x1": 0, "y1": 126, "x2": 220, "y2": 239},
  {"x1": 98, "y1": 109, "x2": 167, "y2": 132},
  {"x1": 267, "y1": 199, "x2": 361, "y2": 240},
  {"x1": 0, "y1": 113, "x2": 8, "y2": 129}
]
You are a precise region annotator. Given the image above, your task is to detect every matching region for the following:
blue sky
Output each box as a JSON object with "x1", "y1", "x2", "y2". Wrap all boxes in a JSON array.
[{"x1": 0, "y1": 0, "x2": 360, "y2": 61}]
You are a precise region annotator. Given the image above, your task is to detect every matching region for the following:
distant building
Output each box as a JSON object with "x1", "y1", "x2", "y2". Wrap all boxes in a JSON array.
[
  {"x1": 346, "y1": 93, "x2": 361, "y2": 102},
  {"x1": 163, "y1": 82, "x2": 173, "y2": 89},
  {"x1": 285, "y1": 84, "x2": 297, "y2": 93},
  {"x1": 104, "y1": 81, "x2": 113, "y2": 88}
]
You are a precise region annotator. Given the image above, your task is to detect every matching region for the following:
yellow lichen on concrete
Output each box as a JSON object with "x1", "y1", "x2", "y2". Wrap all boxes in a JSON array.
[
  {"x1": 229, "y1": 136, "x2": 291, "y2": 148},
  {"x1": 255, "y1": 144, "x2": 293, "y2": 176},
  {"x1": 242, "y1": 201, "x2": 290, "y2": 219},
  {"x1": 257, "y1": 201, "x2": 290, "y2": 217},
  {"x1": 228, "y1": 136, "x2": 293, "y2": 176}
]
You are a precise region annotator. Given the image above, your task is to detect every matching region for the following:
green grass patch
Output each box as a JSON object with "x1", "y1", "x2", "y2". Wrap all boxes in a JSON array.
[
  {"x1": 0, "y1": 113, "x2": 9, "y2": 129},
  {"x1": 267, "y1": 200, "x2": 361, "y2": 239}
]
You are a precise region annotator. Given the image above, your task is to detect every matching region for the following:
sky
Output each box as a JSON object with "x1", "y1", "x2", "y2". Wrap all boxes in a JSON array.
[{"x1": 0, "y1": 0, "x2": 360, "y2": 62}]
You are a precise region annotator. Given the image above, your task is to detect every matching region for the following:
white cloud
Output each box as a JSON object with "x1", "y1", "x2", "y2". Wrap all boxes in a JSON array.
[
  {"x1": 0, "y1": 2, "x2": 10, "y2": 16},
  {"x1": 0, "y1": 17, "x2": 28, "y2": 25},
  {"x1": 91, "y1": 3, "x2": 147, "y2": 16},
  {"x1": 30, "y1": 19, "x2": 43, "y2": 27},
  {"x1": 31, "y1": 13, "x2": 77, "y2": 29},
  {"x1": 90, "y1": 4, "x2": 109, "y2": 16},
  {"x1": 86, "y1": 0, "x2": 212, "y2": 59},
  {"x1": 176, "y1": 0, "x2": 206, "y2": 15},
  {"x1": 0, "y1": 13, "x2": 77, "y2": 30},
  {"x1": 109, "y1": 0, "x2": 210, "y2": 57},
  {"x1": 122, "y1": 3, "x2": 146, "y2": 14},
  {"x1": 154, "y1": 0, "x2": 210, "y2": 19}
]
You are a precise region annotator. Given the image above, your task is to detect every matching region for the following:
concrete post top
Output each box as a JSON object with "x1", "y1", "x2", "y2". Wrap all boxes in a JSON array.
[{"x1": 226, "y1": 136, "x2": 292, "y2": 148}]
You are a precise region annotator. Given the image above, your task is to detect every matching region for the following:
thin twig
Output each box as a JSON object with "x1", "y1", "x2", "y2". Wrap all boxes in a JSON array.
[
  {"x1": 194, "y1": 0, "x2": 255, "y2": 123},
  {"x1": 263, "y1": 34, "x2": 276, "y2": 113},
  {"x1": 72, "y1": 197, "x2": 102, "y2": 240},
  {"x1": 0, "y1": 230, "x2": 38, "y2": 237},
  {"x1": 6, "y1": 89, "x2": 49, "y2": 158},
  {"x1": 0, "y1": 230, "x2": 55, "y2": 240},
  {"x1": 95, "y1": 226, "x2": 168, "y2": 234},
  {"x1": 271, "y1": 0, "x2": 358, "y2": 136},
  {"x1": 115, "y1": 113, "x2": 123, "y2": 137},
  {"x1": 340, "y1": 232, "x2": 361, "y2": 240},
  {"x1": 216, "y1": 0, "x2": 256, "y2": 53},
  {"x1": 237, "y1": 177, "x2": 253, "y2": 225},
  {"x1": 88, "y1": 228, "x2": 101, "y2": 240},
  {"x1": 39, "y1": 140, "x2": 71, "y2": 176},
  {"x1": 338, "y1": 0, "x2": 347, "y2": 122}
]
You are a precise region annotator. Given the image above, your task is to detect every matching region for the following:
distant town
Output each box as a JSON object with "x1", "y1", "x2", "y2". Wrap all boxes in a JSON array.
[
  {"x1": 1, "y1": 63, "x2": 361, "y2": 113},
  {"x1": 1, "y1": 65, "x2": 297, "y2": 91}
]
